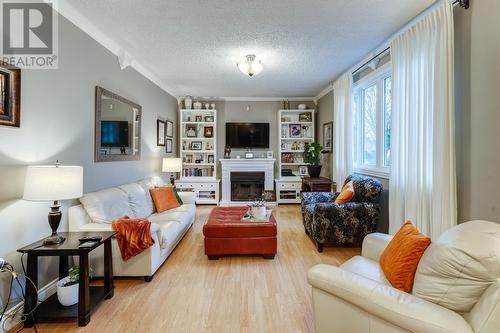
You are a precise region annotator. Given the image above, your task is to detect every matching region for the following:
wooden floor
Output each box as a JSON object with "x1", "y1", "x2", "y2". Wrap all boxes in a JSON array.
[{"x1": 32, "y1": 205, "x2": 359, "y2": 333}]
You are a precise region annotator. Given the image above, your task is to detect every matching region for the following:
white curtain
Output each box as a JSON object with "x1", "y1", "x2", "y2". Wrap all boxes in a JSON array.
[
  {"x1": 389, "y1": 0, "x2": 456, "y2": 238},
  {"x1": 334, "y1": 73, "x2": 354, "y2": 191}
]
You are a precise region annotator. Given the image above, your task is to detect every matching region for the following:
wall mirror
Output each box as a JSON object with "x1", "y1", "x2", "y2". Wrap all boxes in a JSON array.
[{"x1": 95, "y1": 86, "x2": 142, "y2": 162}]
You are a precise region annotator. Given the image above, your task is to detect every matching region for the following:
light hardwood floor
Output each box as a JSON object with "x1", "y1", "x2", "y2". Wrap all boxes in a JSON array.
[{"x1": 33, "y1": 205, "x2": 359, "y2": 333}]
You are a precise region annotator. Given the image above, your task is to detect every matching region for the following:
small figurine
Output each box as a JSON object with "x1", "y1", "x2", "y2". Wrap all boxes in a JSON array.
[{"x1": 224, "y1": 146, "x2": 232, "y2": 158}]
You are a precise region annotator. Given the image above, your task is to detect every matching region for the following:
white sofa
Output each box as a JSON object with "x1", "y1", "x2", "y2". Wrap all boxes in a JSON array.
[
  {"x1": 69, "y1": 177, "x2": 196, "y2": 282},
  {"x1": 308, "y1": 221, "x2": 500, "y2": 333}
]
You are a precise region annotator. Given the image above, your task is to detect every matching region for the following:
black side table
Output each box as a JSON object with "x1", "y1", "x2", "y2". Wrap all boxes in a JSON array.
[{"x1": 17, "y1": 231, "x2": 116, "y2": 327}]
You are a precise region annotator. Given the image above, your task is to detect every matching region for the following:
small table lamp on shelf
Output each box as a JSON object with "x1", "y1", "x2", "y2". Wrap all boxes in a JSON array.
[
  {"x1": 162, "y1": 158, "x2": 182, "y2": 185},
  {"x1": 23, "y1": 162, "x2": 83, "y2": 245}
]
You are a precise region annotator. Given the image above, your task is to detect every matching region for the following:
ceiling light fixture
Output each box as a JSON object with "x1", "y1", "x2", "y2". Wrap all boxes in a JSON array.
[{"x1": 237, "y1": 54, "x2": 263, "y2": 77}]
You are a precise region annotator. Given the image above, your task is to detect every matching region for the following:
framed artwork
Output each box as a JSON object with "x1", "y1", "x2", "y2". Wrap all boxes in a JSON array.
[
  {"x1": 208, "y1": 154, "x2": 214, "y2": 163},
  {"x1": 266, "y1": 151, "x2": 273, "y2": 159},
  {"x1": 299, "y1": 112, "x2": 312, "y2": 122},
  {"x1": 190, "y1": 141, "x2": 202, "y2": 150},
  {"x1": 0, "y1": 63, "x2": 21, "y2": 127},
  {"x1": 185, "y1": 154, "x2": 193, "y2": 163},
  {"x1": 186, "y1": 124, "x2": 197, "y2": 137},
  {"x1": 299, "y1": 166, "x2": 308, "y2": 176},
  {"x1": 289, "y1": 124, "x2": 302, "y2": 138},
  {"x1": 195, "y1": 115, "x2": 203, "y2": 122},
  {"x1": 166, "y1": 120, "x2": 174, "y2": 138},
  {"x1": 166, "y1": 139, "x2": 173, "y2": 153},
  {"x1": 204, "y1": 115, "x2": 214, "y2": 122},
  {"x1": 157, "y1": 120, "x2": 165, "y2": 146},
  {"x1": 323, "y1": 121, "x2": 333, "y2": 152},
  {"x1": 245, "y1": 152, "x2": 254, "y2": 159},
  {"x1": 204, "y1": 126, "x2": 213, "y2": 138},
  {"x1": 205, "y1": 141, "x2": 213, "y2": 150}
]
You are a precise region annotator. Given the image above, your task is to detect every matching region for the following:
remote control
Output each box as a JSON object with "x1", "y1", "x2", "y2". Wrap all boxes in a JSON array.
[
  {"x1": 78, "y1": 236, "x2": 102, "y2": 243},
  {"x1": 78, "y1": 241, "x2": 99, "y2": 248}
]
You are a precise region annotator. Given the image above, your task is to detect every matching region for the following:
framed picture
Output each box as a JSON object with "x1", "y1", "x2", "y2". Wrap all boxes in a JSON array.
[
  {"x1": 299, "y1": 166, "x2": 308, "y2": 176},
  {"x1": 185, "y1": 154, "x2": 193, "y2": 163},
  {"x1": 195, "y1": 115, "x2": 203, "y2": 122},
  {"x1": 323, "y1": 121, "x2": 333, "y2": 152},
  {"x1": 205, "y1": 141, "x2": 213, "y2": 150},
  {"x1": 204, "y1": 115, "x2": 214, "y2": 122},
  {"x1": 266, "y1": 151, "x2": 273, "y2": 159},
  {"x1": 208, "y1": 154, "x2": 214, "y2": 163},
  {"x1": 245, "y1": 152, "x2": 254, "y2": 159},
  {"x1": 299, "y1": 112, "x2": 312, "y2": 122},
  {"x1": 0, "y1": 63, "x2": 21, "y2": 128},
  {"x1": 166, "y1": 120, "x2": 174, "y2": 138},
  {"x1": 157, "y1": 120, "x2": 166, "y2": 146},
  {"x1": 204, "y1": 126, "x2": 213, "y2": 138},
  {"x1": 165, "y1": 139, "x2": 173, "y2": 153},
  {"x1": 186, "y1": 124, "x2": 197, "y2": 137},
  {"x1": 289, "y1": 124, "x2": 302, "y2": 138},
  {"x1": 190, "y1": 141, "x2": 202, "y2": 150}
]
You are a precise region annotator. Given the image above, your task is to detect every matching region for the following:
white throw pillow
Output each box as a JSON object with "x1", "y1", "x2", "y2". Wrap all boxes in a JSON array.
[
  {"x1": 413, "y1": 220, "x2": 500, "y2": 313},
  {"x1": 118, "y1": 183, "x2": 151, "y2": 218},
  {"x1": 80, "y1": 187, "x2": 134, "y2": 224}
]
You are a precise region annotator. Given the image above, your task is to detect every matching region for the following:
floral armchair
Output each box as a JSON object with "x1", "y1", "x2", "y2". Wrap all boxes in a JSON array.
[{"x1": 301, "y1": 174, "x2": 383, "y2": 252}]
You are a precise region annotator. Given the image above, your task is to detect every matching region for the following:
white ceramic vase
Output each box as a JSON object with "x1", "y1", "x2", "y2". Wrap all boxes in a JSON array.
[
  {"x1": 251, "y1": 206, "x2": 267, "y2": 219},
  {"x1": 57, "y1": 277, "x2": 79, "y2": 306},
  {"x1": 184, "y1": 96, "x2": 193, "y2": 109},
  {"x1": 193, "y1": 101, "x2": 202, "y2": 109}
]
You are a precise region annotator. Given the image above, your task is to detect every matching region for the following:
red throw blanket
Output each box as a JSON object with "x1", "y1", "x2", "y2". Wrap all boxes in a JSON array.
[{"x1": 112, "y1": 216, "x2": 155, "y2": 261}]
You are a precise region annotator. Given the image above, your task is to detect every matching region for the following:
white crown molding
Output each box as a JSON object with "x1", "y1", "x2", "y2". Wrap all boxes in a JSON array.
[
  {"x1": 314, "y1": 84, "x2": 333, "y2": 102},
  {"x1": 217, "y1": 96, "x2": 316, "y2": 102},
  {"x1": 51, "y1": 1, "x2": 178, "y2": 97}
]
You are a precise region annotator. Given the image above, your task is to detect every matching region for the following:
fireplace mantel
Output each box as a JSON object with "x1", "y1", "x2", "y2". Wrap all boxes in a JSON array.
[{"x1": 220, "y1": 158, "x2": 275, "y2": 206}]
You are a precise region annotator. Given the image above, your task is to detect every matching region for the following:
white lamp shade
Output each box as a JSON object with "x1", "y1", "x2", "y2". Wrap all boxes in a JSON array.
[
  {"x1": 23, "y1": 165, "x2": 83, "y2": 201},
  {"x1": 162, "y1": 158, "x2": 182, "y2": 173}
]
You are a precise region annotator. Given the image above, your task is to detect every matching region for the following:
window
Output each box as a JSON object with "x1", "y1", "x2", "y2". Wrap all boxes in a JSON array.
[{"x1": 353, "y1": 63, "x2": 391, "y2": 177}]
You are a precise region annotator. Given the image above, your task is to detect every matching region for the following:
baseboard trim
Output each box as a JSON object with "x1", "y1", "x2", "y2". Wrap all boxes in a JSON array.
[{"x1": 0, "y1": 278, "x2": 58, "y2": 333}]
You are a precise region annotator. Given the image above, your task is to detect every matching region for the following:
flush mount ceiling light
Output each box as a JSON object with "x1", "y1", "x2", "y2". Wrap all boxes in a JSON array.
[{"x1": 237, "y1": 54, "x2": 263, "y2": 77}]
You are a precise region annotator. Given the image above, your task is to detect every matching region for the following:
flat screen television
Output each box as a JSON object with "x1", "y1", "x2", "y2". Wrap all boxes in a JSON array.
[
  {"x1": 226, "y1": 122, "x2": 270, "y2": 149},
  {"x1": 101, "y1": 121, "x2": 129, "y2": 147}
]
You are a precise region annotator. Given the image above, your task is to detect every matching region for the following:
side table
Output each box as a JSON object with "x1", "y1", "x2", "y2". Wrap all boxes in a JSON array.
[
  {"x1": 17, "y1": 231, "x2": 116, "y2": 327},
  {"x1": 302, "y1": 177, "x2": 336, "y2": 192}
]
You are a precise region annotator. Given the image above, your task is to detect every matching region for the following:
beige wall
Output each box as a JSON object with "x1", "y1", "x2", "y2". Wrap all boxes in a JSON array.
[
  {"x1": 0, "y1": 14, "x2": 178, "y2": 311},
  {"x1": 455, "y1": 0, "x2": 500, "y2": 223},
  {"x1": 317, "y1": 91, "x2": 335, "y2": 179}
]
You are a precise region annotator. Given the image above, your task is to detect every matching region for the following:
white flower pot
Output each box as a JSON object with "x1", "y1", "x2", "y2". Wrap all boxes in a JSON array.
[
  {"x1": 251, "y1": 206, "x2": 267, "y2": 219},
  {"x1": 57, "y1": 277, "x2": 79, "y2": 306}
]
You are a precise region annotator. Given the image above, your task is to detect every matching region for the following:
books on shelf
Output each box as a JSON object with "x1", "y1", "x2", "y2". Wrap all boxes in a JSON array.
[{"x1": 183, "y1": 166, "x2": 214, "y2": 177}]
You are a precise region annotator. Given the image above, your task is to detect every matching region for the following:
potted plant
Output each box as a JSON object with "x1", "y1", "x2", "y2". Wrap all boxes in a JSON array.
[
  {"x1": 304, "y1": 142, "x2": 324, "y2": 178},
  {"x1": 57, "y1": 266, "x2": 93, "y2": 306},
  {"x1": 249, "y1": 192, "x2": 273, "y2": 219}
]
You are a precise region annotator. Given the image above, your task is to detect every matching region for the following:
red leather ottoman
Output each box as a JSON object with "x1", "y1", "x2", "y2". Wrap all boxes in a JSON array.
[{"x1": 203, "y1": 207, "x2": 277, "y2": 259}]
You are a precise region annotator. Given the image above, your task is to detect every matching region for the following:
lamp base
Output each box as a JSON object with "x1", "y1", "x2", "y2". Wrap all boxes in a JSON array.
[
  {"x1": 170, "y1": 174, "x2": 176, "y2": 186},
  {"x1": 43, "y1": 234, "x2": 66, "y2": 245}
]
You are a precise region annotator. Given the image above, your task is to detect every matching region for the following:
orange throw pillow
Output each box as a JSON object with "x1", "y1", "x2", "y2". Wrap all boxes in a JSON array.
[
  {"x1": 335, "y1": 181, "x2": 355, "y2": 203},
  {"x1": 380, "y1": 221, "x2": 431, "y2": 293},
  {"x1": 149, "y1": 186, "x2": 180, "y2": 213}
]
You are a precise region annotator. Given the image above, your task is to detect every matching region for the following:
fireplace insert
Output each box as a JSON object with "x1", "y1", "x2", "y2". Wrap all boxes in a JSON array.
[{"x1": 231, "y1": 172, "x2": 265, "y2": 201}]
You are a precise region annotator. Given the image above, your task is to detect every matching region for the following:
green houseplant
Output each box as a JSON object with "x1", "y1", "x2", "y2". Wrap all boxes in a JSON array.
[
  {"x1": 304, "y1": 142, "x2": 324, "y2": 177},
  {"x1": 57, "y1": 266, "x2": 93, "y2": 306}
]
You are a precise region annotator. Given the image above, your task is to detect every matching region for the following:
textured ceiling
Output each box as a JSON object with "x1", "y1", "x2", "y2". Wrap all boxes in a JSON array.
[{"x1": 66, "y1": 0, "x2": 435, "y2": 98}]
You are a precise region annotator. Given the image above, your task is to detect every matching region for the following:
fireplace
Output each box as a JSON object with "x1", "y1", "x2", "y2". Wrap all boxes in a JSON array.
[{"x1": 231, "y1": 172, "x2": 265, "y2": 202}]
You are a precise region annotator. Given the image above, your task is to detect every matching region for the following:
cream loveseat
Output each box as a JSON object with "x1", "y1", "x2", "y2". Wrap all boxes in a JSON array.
[
  {"x1": 69, "y1": 177, "x2": 195, "y2": 282},
  {"x1": 308, "y1": 220, "x2": 500, "y2": 333}
]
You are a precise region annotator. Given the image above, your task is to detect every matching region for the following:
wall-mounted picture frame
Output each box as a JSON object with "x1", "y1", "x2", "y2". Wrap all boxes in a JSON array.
[
  {"x1": 323, "y1": 121, "x2": 333, "y2": 152},
  {"x1": 157, "y1": 119, "x2": 166, "y2": 146},
  {"x1": 166, "y1": 120, "x2": 173, "y2": 138},
  {"x1": 186, "y1": 124, "x2": 197, "y2": 137},
  {"x1": 165, "y1": 139, "x2": 173, "y2": 153},
  {"x1": 190, "y1": 141, "x2": 202, "y2": 150},
  {"x1": 245, "y1": 152, "x2": 254, "y2": 159},
  {"x1": 204, "y1": 115, "x2": 214, "y2": 122},
  {"x1": 289, "y1": 124, "x2": 302, "y2": 138},
  {"x1": 0, "y1": 63, "x2": 21, "y2": 128},
  {"x1": 204, "y1": 126, "x2": 213, "y2": 138}
]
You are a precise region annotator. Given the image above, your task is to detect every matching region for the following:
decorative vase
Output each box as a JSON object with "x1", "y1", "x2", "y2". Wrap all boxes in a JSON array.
[
  {"x1": 251, "y1": 206, "x2": 267, "y2": 219},
  {"x1": 193, "y1": 101, "x2": 202, "y2": 109},
  {"x1": 307, "y1": 165, "x2": 322, "y2": 178},
  {"x1": 205, "y1": 103, "x2": 210, "y2": 109},
  {"x1": 184, "y1": 96, "x2": 193, "y2": 109},
  {"x1": 57, "y1": 277, "x2": 79, "y2": 306}
]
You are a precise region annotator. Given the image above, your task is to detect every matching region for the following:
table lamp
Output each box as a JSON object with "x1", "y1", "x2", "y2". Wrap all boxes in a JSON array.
[
  {"x1": 162, "y1": 158, "x2": 182, "y2": 185},
  {"x1": 23, "y1": 162, "x2": 83, "y2": 245}
]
